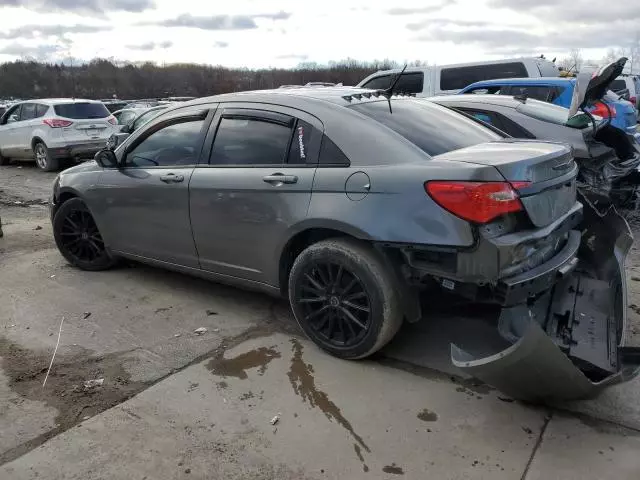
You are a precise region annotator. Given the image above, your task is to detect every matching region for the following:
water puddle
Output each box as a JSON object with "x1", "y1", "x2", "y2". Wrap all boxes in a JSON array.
[
  {"x1": 287, "y1": 338, "x2": 370, "y2": 452},
  {"x1": 206, "y1": 346, "x2": 281, "y2": 380}
]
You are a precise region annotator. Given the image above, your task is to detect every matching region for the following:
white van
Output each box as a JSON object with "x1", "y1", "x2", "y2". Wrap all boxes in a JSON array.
[{"x1": 357, "y1": 57, "x2": 560, "y2": 97}]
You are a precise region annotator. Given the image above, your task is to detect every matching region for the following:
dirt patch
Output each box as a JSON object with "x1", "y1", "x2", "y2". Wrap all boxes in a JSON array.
[
  {"x1": 0, "y1": 337, "x2": 151, "y2": 465},
  {"x1": 287, "y1": 338, "x2": 370, "y2": 453},
  {"x1": 417, "y1": 408, "x2": 438, "y2": 422}
]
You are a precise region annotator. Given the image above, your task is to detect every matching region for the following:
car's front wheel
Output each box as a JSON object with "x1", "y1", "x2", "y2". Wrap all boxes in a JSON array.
[
  {"x1": 288, "y1": 238, "x2": 403, "y2": 359},
  {"x1": 33, "y1": 141, "x2": 59, "y2": 171},
  {"x1": 53, "y1": 198, "x2": 116, "y2": 271}
]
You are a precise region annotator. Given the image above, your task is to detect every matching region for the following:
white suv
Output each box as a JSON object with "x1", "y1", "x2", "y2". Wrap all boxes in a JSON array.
[{"x1": 0, "y1": 99, "x2": 119, "y2": 171}]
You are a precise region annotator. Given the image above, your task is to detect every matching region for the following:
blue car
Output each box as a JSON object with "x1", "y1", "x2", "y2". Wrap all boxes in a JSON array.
[{"x1": 459, "y1": 77, "x2": 638, "y2": 135}]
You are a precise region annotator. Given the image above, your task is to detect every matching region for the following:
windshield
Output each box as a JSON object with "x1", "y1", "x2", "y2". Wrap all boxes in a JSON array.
[
  {"x1": 349, "y1": 99, "x2": 501, "y2": 156},
  {"x1": 54, "y1": 102, "x2": 110, "y2": 119}
]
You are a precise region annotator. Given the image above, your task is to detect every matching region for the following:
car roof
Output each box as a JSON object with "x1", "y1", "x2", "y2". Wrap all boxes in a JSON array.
[
  {"x1": 14, "y1": 98, "x2": 103, "y2": 106},
  {"x1": 180, "y1": 87, "x2": 390, "y2": 110},
  {"x1": 463, "y1": 77, "x2": 573, "y2": 88}
]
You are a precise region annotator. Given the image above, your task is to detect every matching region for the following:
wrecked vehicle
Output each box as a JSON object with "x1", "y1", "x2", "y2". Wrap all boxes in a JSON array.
[
  {"x1": 50, "y1": 85, "x2": 639, "y2": 401},
  {"x1": 430, "y1": 58, "x2": 640, "y2": 208}
]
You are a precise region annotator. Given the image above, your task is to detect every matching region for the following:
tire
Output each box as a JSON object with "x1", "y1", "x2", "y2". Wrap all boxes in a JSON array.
[
  {"x1": 33, "y1": 141, "x2": 59, "y2": 172},
  {"x1": 288, "y1": 238, "x2": 403, "y2": 359},
  {"x1": 53, "y1": 198, "x2": 116, "y2": 271},
  {"x1": 0, "y1": 151, "x2": 9, "y2": 166}
]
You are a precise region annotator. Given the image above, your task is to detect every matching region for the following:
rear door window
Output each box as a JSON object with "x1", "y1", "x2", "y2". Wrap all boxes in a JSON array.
[
  {"x1": 54, "y1": 102, "x2": 110, "y2": 119},
  {"x1": 350, "y1": 100, "x2": 501, "y2": 157},
  {"x1": 210, "y1": 114, "x2": 293, "y2": 166},
  {"x1": 287, "y1": 119, "x2": 322, "y2": 165},
  {"x1": 19, "y1": 103, "x2": 37, "y2": 121},
  {"x1": 440, "y1": 62, "x2": 528, "y2": 91}
]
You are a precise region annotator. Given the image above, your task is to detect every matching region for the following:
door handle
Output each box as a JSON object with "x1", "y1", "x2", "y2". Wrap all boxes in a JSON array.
[
  {"x1": 262, "y1": 173, "x2": 298, "y2": 185},
  {"x1": 159, "y1": 173, "x2": 184, "y2": 183}
]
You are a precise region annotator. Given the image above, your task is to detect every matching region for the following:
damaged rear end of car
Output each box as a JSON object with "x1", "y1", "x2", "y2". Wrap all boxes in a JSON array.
[{"x1": 428, "y1": 142, "x2": 640, "y2": 401}]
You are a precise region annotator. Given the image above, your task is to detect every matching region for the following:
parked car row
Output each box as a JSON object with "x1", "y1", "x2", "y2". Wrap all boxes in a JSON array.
[{"x1": 49, "y1": 61, "x2": 640, "y2": 400}]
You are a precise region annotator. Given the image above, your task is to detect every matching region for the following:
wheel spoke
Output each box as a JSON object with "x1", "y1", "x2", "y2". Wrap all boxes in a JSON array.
[
  {"x1": 64, "y1": 217, "x2": 80, "y2": 230},
  {"x1": 304, "y1": 273, "x2": 324, "y2": 292},
  {"x1": 61, "y1": 232, "x2": 81, "y2": 237},
  {"x1": 316, "y1": 265, "x2": 330, "y2": 287},
  {"x1": 333, "y1": 266, "x2": 343, "y2": 290},
  {"x1": 344, "y1": 291, "x2": 367, "y2": 301},
  {"x1": 342, "y1": 276, "x2": 359, "y2": 296},
  {"x1": 340, "y1": 307, "x2": 366, "y2": 330},
  {"x1": 299, "y1": 296, "x2": 326, "y2": 304},
  {"x1": 326, "y1": 314, "x2": 336, "y2": 339},
  {"x1": 341, "y1": 310, "x2": 358, "y2": 339},
  {"x1": 304, "y1": 304, "x2": 330, "y2": 322},
  {"x1": 342, "y1": 300, "x2": 370, "y2": 313}
]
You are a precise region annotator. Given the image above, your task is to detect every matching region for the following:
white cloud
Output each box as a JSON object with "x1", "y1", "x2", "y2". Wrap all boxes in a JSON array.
[{"x1": 0, "y1": 0, "x2": 635, "y2": 68}]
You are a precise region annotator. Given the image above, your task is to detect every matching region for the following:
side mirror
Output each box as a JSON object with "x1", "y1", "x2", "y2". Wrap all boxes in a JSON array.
[
  {"x1": 7, "y1": 114, "x2": 18, "y2": 123},
  {"x1": 106, "y1": 132, "x2": 130, "y2": 150},
  {"x1": 94, "y1": 149, "x2": 118, "y2": 169}
]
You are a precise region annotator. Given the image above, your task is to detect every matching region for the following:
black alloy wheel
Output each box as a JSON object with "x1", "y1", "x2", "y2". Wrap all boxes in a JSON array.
[
  {"x1": 53, "y1": 198, "x2": 116, "y2": 271},
  {"x1": 288, "y1": 238, "x2": 403, "y2": 359},
  {"x1": 297, "y1": 262, "x2": 371, "y2": 347}
]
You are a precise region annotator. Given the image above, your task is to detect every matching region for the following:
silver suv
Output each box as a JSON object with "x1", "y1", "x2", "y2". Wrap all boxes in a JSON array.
[{"x1": 0, "y1": 99, "x2": 120, "y2": 171}]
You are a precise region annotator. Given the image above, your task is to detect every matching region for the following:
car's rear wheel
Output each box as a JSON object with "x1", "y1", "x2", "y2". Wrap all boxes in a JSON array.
[
  {"x1": 53, "y1": 198, "x2": 116, "y2": 271},
  {"x1": 0, "y1": 151, "x2": 9, "y2": 166},
  {"x1": 288, "y1": 238, "x2": 403, "y2": 359},
  {"x1": 33, "y1": 141, "x2": 59, "y2": 172}
]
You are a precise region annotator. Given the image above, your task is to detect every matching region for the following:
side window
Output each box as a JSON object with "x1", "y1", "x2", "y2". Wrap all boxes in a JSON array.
[
  {"x1": 547, "y1": 87, "x2": 564, "y2": 103},
  {"x1": 35, "y1": 104, "x2": 48, "y2": 118},
  {"x1": 119, "y1": 111, "x2": 137, "y2": 125},
  {"x1": 19, "y1": 103, "x2": 37, "y2": 121},
  {"x1": 440, "y1": 62, "x2": 528, "y2": 91},
  {"x1": 5, "y1": 105, "x2": 22, "y2": 124},
  {"x1": 509, "y1": 86, "x2": 552, "y2": 102},
  {"x1": 210, "y1": 116, "x2": 293, "y2": 166},
  {"x1": 125, "y1": 119, "x2": 205, "y2": 167},
  {"x1": 395, "y1": 72, "x2": 424, "y2": 94},
  {"x1": 133, "y1": 110, "x2": 160, "y2": 130},
  {"x1": 362, "y1": 75, "x2": 391, "y2": 90},
  {"x1": 287, "y1": 119, "x2": 320, "y2": 164},
  {"x1": 318, "y1": 134, "x2": 350, "y2": 166}
]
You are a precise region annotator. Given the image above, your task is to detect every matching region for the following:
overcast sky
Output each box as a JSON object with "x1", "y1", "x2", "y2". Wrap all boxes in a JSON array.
[{"x1": 0, "y1": 0, "x2": 638, "y2": 68}]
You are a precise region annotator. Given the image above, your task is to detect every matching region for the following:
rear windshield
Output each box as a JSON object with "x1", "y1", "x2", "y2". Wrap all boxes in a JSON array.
[
  {"x1": 349, "y1": 99, "x2": 501, "y2": 156},
  {"x1": 609, "y1": 79, "x2": 627, "y2": 92},
  {"x1": 54, "y1": 102, "x2": 110, "y2": 119}
]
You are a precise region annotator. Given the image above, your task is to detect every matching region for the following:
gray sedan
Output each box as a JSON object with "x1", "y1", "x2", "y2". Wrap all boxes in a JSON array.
[{"x1": 50, "y1": 87, "x2": 638, "y2": 400}]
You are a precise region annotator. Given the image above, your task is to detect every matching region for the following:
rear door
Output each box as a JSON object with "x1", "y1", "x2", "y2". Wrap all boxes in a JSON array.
[
  {"x1": 95, "y1": 107, "x2": 213, "y2": 267},
  {"x1": 189, "y1": 104, "x2": 322, "y2": 285},
  {"x1": 14, "y1": 102, "x2": 38, "y2": 157}
]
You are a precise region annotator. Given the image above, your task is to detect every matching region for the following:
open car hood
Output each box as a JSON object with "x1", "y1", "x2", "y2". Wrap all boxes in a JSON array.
[
  {"x1": 568, "y1": 57, "x2": 628, "y2": 118},
  {"x1": 451, "y1": 197, "x2": 640, "y2": 401}
]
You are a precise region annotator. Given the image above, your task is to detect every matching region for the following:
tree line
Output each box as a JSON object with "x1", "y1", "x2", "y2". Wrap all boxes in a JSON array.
[{"x1": 0, "y1": 58, "x2": 416, "y2": 100}]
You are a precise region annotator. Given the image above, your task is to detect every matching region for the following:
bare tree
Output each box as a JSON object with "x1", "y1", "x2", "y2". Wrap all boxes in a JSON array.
[{"x1": 568, "y1": 48, "x2": 584, "y2": 71}]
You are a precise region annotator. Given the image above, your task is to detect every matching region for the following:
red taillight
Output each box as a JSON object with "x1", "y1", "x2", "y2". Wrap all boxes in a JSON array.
[
  {"x1": 630, "y1": 96, "x2": 637, "y2": 105},
  {"x1": 590, "y1": 101, "x2": 616, "y2": 118},
  {"x1": 43, "y1": 118, "x2": 73, "y2": 128},
  {"x1": 107, "y1": 116, "x2": 117, "y2": 125},
  {"x1": 425, "y1": 181, "x2": 528, "y2": 224}
]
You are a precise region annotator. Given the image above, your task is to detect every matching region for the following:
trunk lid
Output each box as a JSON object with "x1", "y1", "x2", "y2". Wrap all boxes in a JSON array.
[
  {"x1": 434, "y1": 140, "x2": 578, "y2": 227},
  {"x1": 54, "y1": 102, "x2": 115, "y2": 141},
  {"x1": 568, "y1": 57, "x2": 628, "y2": 117}
]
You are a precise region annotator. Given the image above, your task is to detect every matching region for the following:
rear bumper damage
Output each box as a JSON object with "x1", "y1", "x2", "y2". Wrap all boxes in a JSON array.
[{"x1": 451, "y1": 201, "x2": 640, "y2": 401}]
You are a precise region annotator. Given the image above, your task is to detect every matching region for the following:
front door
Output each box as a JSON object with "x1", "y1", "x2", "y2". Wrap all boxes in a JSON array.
[
  {"x1": 0, "y1": 104, "x2": 22, "y2": 156},
  {"x1": 95, "y1": 113, "x2": 209, "y2": 268},
  {"x1": 189, "y1": 106, "x2": 322, "y2": 285}
]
